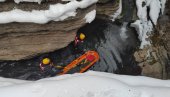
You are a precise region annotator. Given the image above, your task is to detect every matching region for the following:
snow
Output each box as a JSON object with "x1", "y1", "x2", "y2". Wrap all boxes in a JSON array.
[
  {"x1": 131, "y1": 0, "x2": 166, "y2": 49},
  {"x1": 0, "y1": 71, "x2": 170, "y2": 97},
  {"x1": 84, "y1": 10, "x2": 96, "y2": 23},
  {"x1": 111, "y1": 0, "x2": 122, "y2": 21},
  {"x1": 0, "y1": 0, "x2": 5, "y2": 2},
  {"x1": 131, "y1": 20, "x2": 153, "y2": 49},
  {"x1": 0, "y1": 0, "x2": 98, "y2": 24},
  {"x1": 14, "y1": 0, "x2": 42, "y2": 4}
]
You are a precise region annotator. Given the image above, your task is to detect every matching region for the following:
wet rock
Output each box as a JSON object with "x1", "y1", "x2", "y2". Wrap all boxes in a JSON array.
[
  {"x1": 157, "y1": 0, "x2": 170, "y2": 79},
  {"x1": 98, "y1": 0, "x2": 112, "y2": 4},
  {"x1": 135, "y1": 46, "x2": 169, "y2": 79},
  {"x1": 134, "y1": 48, "x2": 148, "y2": 62},
  {"x1": 139, "y1": 62, "x2": 163, "y2": 79}
]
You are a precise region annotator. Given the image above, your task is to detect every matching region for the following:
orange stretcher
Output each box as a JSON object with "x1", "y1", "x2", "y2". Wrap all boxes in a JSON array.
[{"x1": 58, "y1": 51, "x2": 99, "y2": 75}]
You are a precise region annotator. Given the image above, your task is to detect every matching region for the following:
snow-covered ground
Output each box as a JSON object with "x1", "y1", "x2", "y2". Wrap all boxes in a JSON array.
[{"x1": 0, "y1": 71, "x2": 169, "y2": 97}]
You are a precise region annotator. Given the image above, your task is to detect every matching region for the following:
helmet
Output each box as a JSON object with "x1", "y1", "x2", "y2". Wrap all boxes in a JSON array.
[
  {"x1": 79, "y1": 33, "x2": 85, "y2": 40},
  {"x1": 42, "y1": 58, "x2": 51, "y2": 65}
]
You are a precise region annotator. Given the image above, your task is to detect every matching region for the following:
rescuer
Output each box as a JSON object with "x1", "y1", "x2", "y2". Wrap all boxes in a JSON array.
[
  {"x1": 75, "y1": 33, "x2": 85, "y2": 45},
  {"x1": 40, "y1": 58, "x2": 63, "y2": 76},
  {"x1": 74, "y1": 33, "x2": 86, "y2": 52}
]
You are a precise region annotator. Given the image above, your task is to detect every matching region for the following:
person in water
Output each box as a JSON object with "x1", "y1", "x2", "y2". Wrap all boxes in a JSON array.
[
  {"x1": 40, "y1": 58, "x2": 63, "y2": 76},
  {"x1": 74, "y1": 33, "x2": 86, "y2": 52}
]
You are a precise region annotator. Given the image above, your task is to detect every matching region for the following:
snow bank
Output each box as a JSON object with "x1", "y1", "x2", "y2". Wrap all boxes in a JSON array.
[
  {"x1": 0, "y1": 0, "x2": 98, "y2": 24},
  {"x1": 0, "y1": 77, "x2": 28, "y2": 87},
  {"x1": 0, "y1": 71, "x2": 170, "y2": 97},
  {"x1": 131, "y1": 0, "x2": 166, "y2": 49},
  {"x1": 84, "y1": 10, "x2": 96, "y2": 23},
  {"x1": 14, "y1": 0, "x2": 42, "y2": 4},
  {"x1": 131, "y1": 20, "x2": 153, "y2": 49}
]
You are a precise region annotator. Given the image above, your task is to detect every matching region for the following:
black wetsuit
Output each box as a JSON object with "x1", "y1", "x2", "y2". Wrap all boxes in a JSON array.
[{"x1": 41, "y1": 64, "x2": 62, "y2": 76}]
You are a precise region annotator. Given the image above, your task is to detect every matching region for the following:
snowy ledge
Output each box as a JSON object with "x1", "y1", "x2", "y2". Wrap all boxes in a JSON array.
[
  {"x1": 0, "y1": 71, "x2": 170, "y2": 97},
  {"x1": 0, "y1": 0, "x2": 98, "y2": 24},
  {"x1": 0, "y1": 0, "x2": 42, "y2": 4}
]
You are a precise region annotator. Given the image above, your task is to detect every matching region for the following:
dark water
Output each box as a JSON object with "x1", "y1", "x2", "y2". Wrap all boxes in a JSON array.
[{"x1": 0, "y1": 19, "x2": 141, "y2": 80}]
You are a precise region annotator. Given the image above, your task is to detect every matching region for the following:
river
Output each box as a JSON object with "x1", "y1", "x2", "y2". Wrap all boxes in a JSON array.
[{"x1": 0, "y1": 18, "x2": 141, "y2": 80}]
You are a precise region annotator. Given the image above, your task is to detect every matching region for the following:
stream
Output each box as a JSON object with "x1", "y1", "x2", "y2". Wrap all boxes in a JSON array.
[{"x1": 0, "y1": 18, "x2": 141, "y2": 80}]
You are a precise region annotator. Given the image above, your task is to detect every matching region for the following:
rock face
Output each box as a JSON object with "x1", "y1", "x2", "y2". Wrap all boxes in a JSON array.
[
  {"x1": 165, "y1": 0, "x2": 170, "y2": 55},
  {"x1": 0, "y1": 1, "x2": 96, "y2": 60},
  {"x1": 96, "y1": 0, "x2": 119, "y2": 20},
  {"x1": 134, "y1": 0, "x2": 170, "y2": 79},
  {"x1": 161, "y1": 0, "x2": 170, "y2": 78},
  {"x1": 134, "y1": 46, "x2": 169, "y2": 79}
]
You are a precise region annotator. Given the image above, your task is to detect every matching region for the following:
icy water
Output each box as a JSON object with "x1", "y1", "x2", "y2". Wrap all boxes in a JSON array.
[{"x1": 0, "y1": 19, "x2": 141, "y2": 80}]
